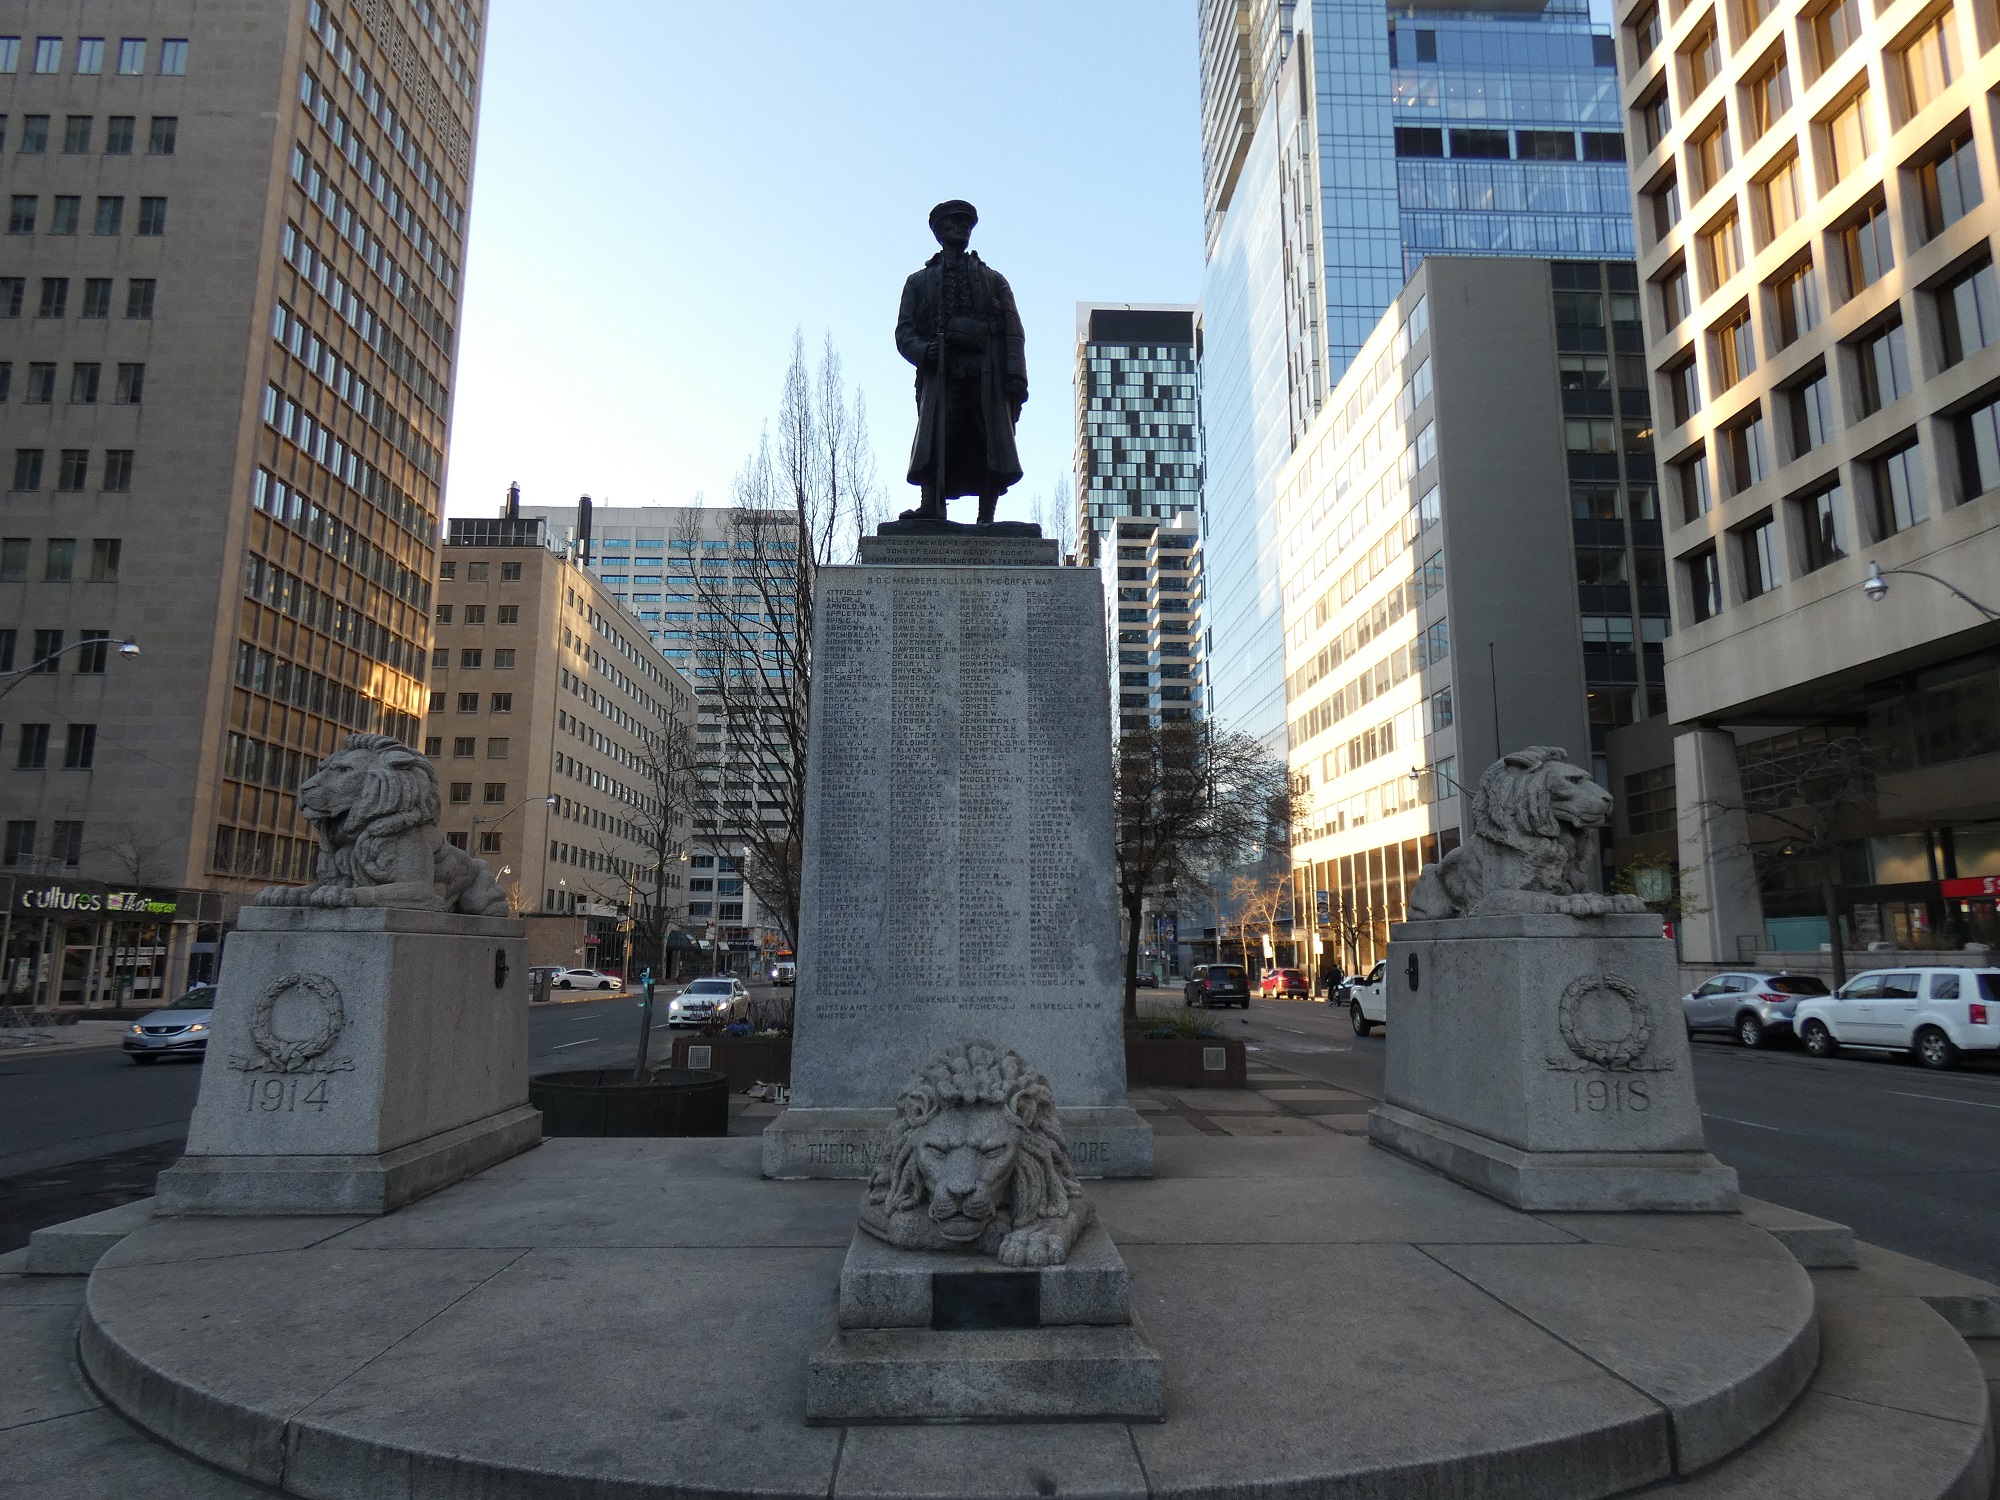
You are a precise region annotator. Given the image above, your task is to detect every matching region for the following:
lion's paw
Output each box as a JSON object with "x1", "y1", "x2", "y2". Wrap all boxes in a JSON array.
[{"x1": 998, "y1": 1228, "x2": 1067, "y2": 1267}]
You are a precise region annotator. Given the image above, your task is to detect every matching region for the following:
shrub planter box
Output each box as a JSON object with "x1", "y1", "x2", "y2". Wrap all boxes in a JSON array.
[
  {"x1": 1124, "y1": 1036, "x2": 1247, "y2": 1089},
  {"x1": 669, "y1": 1036, "x2": 792, "y2": 1092},
  {"x1": 528, "y1": 1067, "x2": 729, "y2": 1137}
]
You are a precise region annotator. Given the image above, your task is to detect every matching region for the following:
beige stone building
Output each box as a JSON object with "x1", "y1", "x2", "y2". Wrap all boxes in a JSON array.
[
  {"x1": 1616, "y1": 0, "x2": 2000, "y2": 963},
  {"x1": 428, "y1": 515, "x2": 697, "y2": 974},
  {"x1": 0, "y1": 2, "x2": 484, "y2": 1005}
]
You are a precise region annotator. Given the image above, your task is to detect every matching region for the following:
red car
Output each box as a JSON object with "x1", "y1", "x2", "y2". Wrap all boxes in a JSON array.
[{"x1": 1259, "y1": 968, "x2": 1311, "y2": 998}]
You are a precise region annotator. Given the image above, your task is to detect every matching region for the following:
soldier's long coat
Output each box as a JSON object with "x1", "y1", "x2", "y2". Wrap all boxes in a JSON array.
[{"x1": 895, "y1": 251, "x2": 1027, "y2": 498}]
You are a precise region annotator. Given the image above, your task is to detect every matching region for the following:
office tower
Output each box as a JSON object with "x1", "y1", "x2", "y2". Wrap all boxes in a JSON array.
[
  {"x1": 1073, "y1": 303, "x2": 1208, "y2": 736},
  {"x1": 1614, "y1": 0, "x2": 2000, "y2": 963},
  {"x1": 1198, "y1": 0, "x2": 1635, "y2": 751},
  {"x1": 0, "y1": 4, "x2": 484, "y2": 1006},
  {"x1": 520, "y1": 501, "x2": 798, "y2": 969},
  {"x1": 1284, "y1": 257, "x2": 1670, "y2": 972},
  {"x1": 427, "y1": 515, "x2": 695, "y2": 970}
]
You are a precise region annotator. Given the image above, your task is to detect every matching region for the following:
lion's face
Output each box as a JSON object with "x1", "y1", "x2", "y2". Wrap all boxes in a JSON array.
[
  {"x1": 1542, "y1": 759, "x2": 1615, "y2": 830},
  {"x1": 297, "y1": 752, "x2": 369, "y2": 832},
  {"x1": 911, "y1": 1102, "x2": 1019, "y2": 1242}
]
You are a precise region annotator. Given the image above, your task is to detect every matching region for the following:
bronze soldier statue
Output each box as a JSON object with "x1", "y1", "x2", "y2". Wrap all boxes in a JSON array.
[{"x1": 895, "y1": 200, "x2": 1028, "y2": 525}]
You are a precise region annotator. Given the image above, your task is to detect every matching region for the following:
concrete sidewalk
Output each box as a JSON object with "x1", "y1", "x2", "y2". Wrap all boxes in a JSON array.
[{"x1": 0, "y1": 1021, "x2": 132, "y2": 1057}]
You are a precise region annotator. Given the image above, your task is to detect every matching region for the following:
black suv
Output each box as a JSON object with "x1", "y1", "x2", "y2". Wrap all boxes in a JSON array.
[{"x1": 1184, "y1": 964, "x2": 1251, "y2": 1009}]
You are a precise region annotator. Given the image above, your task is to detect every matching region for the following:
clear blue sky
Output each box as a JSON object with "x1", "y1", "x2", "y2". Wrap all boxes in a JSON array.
[{"x1": 443, "y1": 2, "x2": 1205, "y2": 528}]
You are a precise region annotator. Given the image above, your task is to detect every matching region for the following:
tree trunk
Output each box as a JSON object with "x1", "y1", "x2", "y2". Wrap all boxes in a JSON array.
[
  {"x1": 1822, "y1": 879, "x2": 1847, "y2": 990},
  {"x1": 1123, "y1": 893, "x2": 1145, "y2": 1022}
]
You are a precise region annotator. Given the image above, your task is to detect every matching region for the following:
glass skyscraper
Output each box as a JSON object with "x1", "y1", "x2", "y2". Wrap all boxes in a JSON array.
[{"x1": 1197, "y1": 0, "x2": 1634, "y2": 749}]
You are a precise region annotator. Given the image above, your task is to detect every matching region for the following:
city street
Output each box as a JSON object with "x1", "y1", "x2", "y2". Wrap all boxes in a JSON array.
[{"x1": 9, "y1": 990, "x2": 2000, "y2": 1287}]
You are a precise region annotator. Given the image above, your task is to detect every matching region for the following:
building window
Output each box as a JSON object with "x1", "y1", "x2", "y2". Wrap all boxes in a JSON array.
[
  {"x1": 1758, "y1": 153, "x2": 1804, "y2": 242},
  {"x1": 497, "y1": 604, "x2": 519, "y2": 623},
  {"x1": 12, "y1": 449, "x2": 43, "y2": 491},
  {"x1": 1746, "y1": 48, "x2": 1793, "y2": 140},
  {"x1": 89, "y1": 539, "x2": 120, "y2": 581},
  {"x1": 478, "y1": 832, "x2": 501, "y2": 853},
  {"x1": 1810, "y1": 0, "x2": 1863, "y2": 70},
  {"x1": 1795, "y1": 481, "x2": 1850, "y2": 570},
  {"x1": 1897, "y1": 10, "x2": 1959, "y2": 116},
  {"x1": 18, "y1": 115, "x2": 46, "y2": 153},
  {"x1": 1737, "y1": 513, "x2": 1781, "y2": 597},
  {"x1": 1625, "y1": 765, "x2": 1678, "y2": 835},
  {"x1": 114, "y1": 363, "x2": 143, "y2": 403},
  {"x1": 1683, "y1": 19, "x2": 1723, "y2": 95},
  {"x1": 69, "y1": 363, "x2": 98, "y2": 404},
  {"x1": 1648, "y1": 170, "x2": 1682, "y2": 239},
  {"x1": 1916, "y1": 130, "x2": 1981, "y2": 240},
  {"x1": 1872, "y1": 442, "x2": 1929, "y2": 536},
  {"x1": 1939, "y1": 259, "x2": 2000, "y2": 365},
  {"x1": 452, "y1": 737, "x2": 476, "y2": 757},
  {"x1": 429, "y1": 690, "x2": 446, "y2": 712},
  {"x1": 1837, "y1": 198, "x2": 1894, "y2": 296},
  {"x1": 17, "y1": 722, "x2": 49, "y2": 768},
  {"x1": 160, "y1": 40, "x2": 187, "y2": 75},
  {"x1": 32, "y1": 37, "x2": 60, "y2": 73},
  {"x1": 1690, "y1": 115, "x2": 1731, "y2": 195},
  {"x1": 487, "y1": 738, "x2": 509, "y2": 759},
  {"x1": 62, "y1": 722, "x2": 96, "y2": 767},
  {"x1": 494, "y1": 649, "x2": 516, "y2": 668},
  {"x1": 1768, "y1": 258, "x2": 1820, "y2": 349},
  {"x1": 135, "y1": 197, "x2": 166, "y2": 236},
  {"x1": 75, "y1": 38, "x2": 103, "y2": 74},
  {"x1": 105, "y1": 115, "x2": 133, "y2": 153},
  {"x1": 1677, "y1": 448, "x2": 1714, "y2": 521},
  {"x1": 449, "y1": 782, "x2": 472, "y2": 803},
  {"x1": 423, "y1": 736, "x2": 443, "y2": 757},
  {"x1": 1517, "y1": 129, "x2": 1576, "y2": 160},
  {"x1": 0, "y1": 541, "x2": 24, "y2": 582},
  {"x1": 460, "y1": 649, "x2": 482, "y2": 669},
  {"x1": 1711, "y1": 309, "x2": 1756, "y2": 390},
  {"x1": 56, "y1": 450, "x2": 88, "y2": 492},
  {"x1": 1667, "y1": 354, "x2": 1702, "y2": 425},
  {"x1": 1723, "y1": 410, "x2": 1771, "y2": 493},
  {"x1": 1821, "y1": 89, "x2": 1876, "y2": 185},
  {"x1": 491, "y1": 693, "x2": 513, "y2": 712},
  {"x1": 1394, "y1": 127, "x2": 1443, "y2": 157},
  {"x1": 457, "y1": 692, "x2": 479, "y2": 712},
  {"x1": 1639, "y1": 86, "x2": 1672, "y2": 152},
  {"x1": 1687, "y1": 547, "x2": 1724, "y2": 620},
  {"x1": 93, "y1": 196, "x2": 123, "y2": 236},
  {"x1": 6, "y1": 196, "x2": 32, "y2": 234},
  {"x1": 1632, "y1": 2, "x2": 1663, "y2": 56},
  {"x1": 2, "y1": 822, "x2": 33, "y2": 866},
  {"x1": 465, "y1": 563, "x2": 490, "y2": 581},
  {"x1": 1657, "y1": 262, "x2": 1691, "y2": 327},
  {"x1": 25, "y1": 364, "x2": 52, "y2": 403},
  {"x1": 117, "y1": 38, "x2": 144, "y2": 74},
  {"x1": 0, "y1": 280, "x2": 19, "y2": 317},
  {"x1": 1788, "y1": 370, "x2": 1834, "y2": 457},
  {"x1": 37, "y1": 278, "x2": 67, "y2": 318},
  {"x1": 47, "y1": 195, "x2": 78, "y2": 235},
  {"x1": 483, "y1": 782, "x2": 507, "y2": 804},
  {"x1": 1855, "y1": 318, "x2": 1912, "y2": 414},
  {"x1": 31, "y1": 629, "x2": 59, "y2": 671},
  {"x1": 147, "y1": 116, "x2": 177, "y2": 155},
  {"x1": 102, "y1": 450, "x2": 132, "y2": 491},
  {"x1": 463, "y1": 604, "x2": 486, "y2": 624},
  {"x1": 439, "y1": 561, "x2": 457, "y2": 580},
  {"x1": 61, "y1": 116, "x2": 90, "y2": 154},
  {"x1": 1955, "y1": 395, "x2": 2000, "y2": 497},
  {"x1": 1449, "y1": 127, "x2": 1508, "y2": 158},
  {"x1": 500, "y1": 562, "x2": 522, "y2": 581},
  {"x1": 1698, "y1": 210, "x2": 1744, "y2": 293},
  {"x1": 125, "y1": 279, "x2": 155, "y2": 318},
  {"x1": 436, "y1": 605, "x2": 453, "y2": 624},
  {"x1": 44, "y1": 540, "x2": 74, "y2": 581},
  {"x1": 80, "y1": 278, "x2": 110, "y2": 318},
  {"x1": 445, "y1": 832, "x2": 468, "y2": 851}
]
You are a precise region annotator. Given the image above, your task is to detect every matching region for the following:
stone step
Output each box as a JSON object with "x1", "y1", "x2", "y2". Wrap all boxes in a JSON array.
[
  {"x1": 1738, "y1": 1195, "x2": 1858, "y2": 1269},
  {"x1": 1648, "y1": 1290, "x2": 1994, "y2": 1497},
  {"x1": 25, "y1": 1197, "x2": 154, "y2": 1275}
]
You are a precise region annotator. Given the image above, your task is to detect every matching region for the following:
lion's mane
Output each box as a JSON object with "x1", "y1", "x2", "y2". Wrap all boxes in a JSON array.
[
  {"x1": 867, "y1": 1043, "x2": 1082, "y2": 1227},
  {"x1": 311, "y1": 734, "x2": 441, "y2": 885},
  {"x1": 1468, "y1": 745, "x2": 1595, "y2": 886}
]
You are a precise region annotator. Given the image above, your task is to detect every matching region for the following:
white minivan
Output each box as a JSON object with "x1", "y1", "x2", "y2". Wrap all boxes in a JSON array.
[{"x1": 1792, "y1": 967, "x2": 2000, "y2": 1069}]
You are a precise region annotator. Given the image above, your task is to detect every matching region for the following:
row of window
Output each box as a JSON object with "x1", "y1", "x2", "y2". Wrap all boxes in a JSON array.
[
  {"x1": 3, "y1": 818, "x2": 85, "y2": 869},
  {"x1": 434, "y1": 603, "x2": 520, "y2": 624},
  {"x1": 232, "y1": 641, "x2": 424, "y2": 749},
  {"x1": 0, "y1": 538, "x2": 119, "y2": 582},
  {"x1": 244, "y1": 553, "x2": 427, "y2": 681},
  {"x1": 2, "y1": 113, "x2": 176, "y2": 156},
  {"x1": 0, "y1": 37, "x2": 187, "y2": 77},
  {"x1": 431, "y1": 691, "x2": 514, "y2": 713},
  {"x1": 1393, "y1": 126, "x2": 1627, "y2": 163},
  {"x1": 6, "y1": 193, "x2": 166, "y2": 235},
  {"x1": 0, "y1": 275, "x2": 154, "y2": 322},
  {"x1": 434, "y1": 647, "x2": 518, "y2": 670},
  {"x1": 298, "y1": 67, "x2": 463, "y2": 243},
  {"x1": 0, "y1": 360, "x2": 143, "y2": 405},
  {"x1": 271, "y1": 301, "x2": 443, "y2": 481},
  {"x1": 0, "y1": 627, "x2": 116, "y2": 671},
  {"x1": 423, "y1": 735, "x2": 509, "y2": 758},
  {"x1": 250, "y1": 470, "x2": 436, "y2": 611},
  {"x1": 8, "y1": 448, "x2": 131, "y2": 493}
]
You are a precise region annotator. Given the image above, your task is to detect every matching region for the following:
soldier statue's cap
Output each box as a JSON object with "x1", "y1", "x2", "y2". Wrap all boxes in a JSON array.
[{"x1": 928, "y1": 199, "x2": 978, "y2": 228}]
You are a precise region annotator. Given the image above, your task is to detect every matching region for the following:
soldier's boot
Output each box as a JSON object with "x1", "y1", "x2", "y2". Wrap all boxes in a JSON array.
[{"x1": 975, "y1": 491, "x2": 999, "y2": 526}]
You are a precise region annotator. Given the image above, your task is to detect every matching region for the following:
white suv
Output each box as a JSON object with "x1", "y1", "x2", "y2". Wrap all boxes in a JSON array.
[{"x1": 1793, "y1": 967, "x2": 2000, "y2": 1070}]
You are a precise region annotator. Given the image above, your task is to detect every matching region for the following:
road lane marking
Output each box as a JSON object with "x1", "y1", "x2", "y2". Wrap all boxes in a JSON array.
[
  {"x1": 1889, "y1": 1090, "x2": 2000, "y2": 1111},
  {"x1": 553, "y1": 1038, "x2": 599, "y2": 1050},
  {"x1": 1702, "y1": 1113, "x2": 1792, "y2": 1133}
]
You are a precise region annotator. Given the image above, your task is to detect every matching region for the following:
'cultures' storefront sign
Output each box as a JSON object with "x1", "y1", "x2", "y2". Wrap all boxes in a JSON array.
[{"x1": 12, "y1": 880, "x2": 182, "y2": 918}]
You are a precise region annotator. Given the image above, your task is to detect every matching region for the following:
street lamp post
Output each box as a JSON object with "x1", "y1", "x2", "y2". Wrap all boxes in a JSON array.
[
  {"x1": 0, "y1": 637, "x2": 139, "y2": 701},
  {"x1": 1860, "y1": 561, "x2": 2000, "y2": 620}
]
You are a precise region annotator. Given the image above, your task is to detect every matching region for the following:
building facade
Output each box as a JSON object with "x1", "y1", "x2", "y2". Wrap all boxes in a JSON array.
[
  {"x1": 1615, "y1": 0, "x2": 2000, "y2": 961},
  {"x1": 1198, "y1": 0, "x2": 1637, "y2": 752},
  {"x1": 518, "y1": 501, "x2": 799, "y2": 966},
  {"x1": 0, "y1": 2, "x2": 483, "y2": 1005},
  {"x1": 426, "y1": 515, "x2": 695, "y2": 972},
  {"x1": 1105, "y1": 511, "x2": 1207, "y2": 738},
  {"x1": 1073, "y1": 304, "x2": 1204, "y2": 562},
  {"x1": 1284, "y1": 257, "x2": 1671, "y2": 972}
]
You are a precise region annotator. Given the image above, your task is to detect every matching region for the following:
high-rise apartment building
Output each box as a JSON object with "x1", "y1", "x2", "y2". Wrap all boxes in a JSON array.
[
  {"x1": 0, "y1": 3, "x2": 483, "y2": 1005},
  {"x1": 1104, "y1": 511, "x2": 1207, "y2": 737},
  {"x1": 520, "y1": 501, "x2": 799, "y2": 966},
  {"x1": 1284, "y1": 257, "x2": 1670, "y2": 972},
  {"x1": 426, "y1": 516, "x2": 695, "y2": 971},
  {"x1": 1198, "y1": 0, "x2": 1636, "y2": 750},
  {"x1": 1614, "y1": 0, "x2": 2000, "y2": 961}
]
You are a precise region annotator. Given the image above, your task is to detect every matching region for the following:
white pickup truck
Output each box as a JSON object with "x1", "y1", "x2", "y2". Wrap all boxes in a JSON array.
[{"x1": 1348, "y1": 960, "x2": 1388, "y2": 1036}]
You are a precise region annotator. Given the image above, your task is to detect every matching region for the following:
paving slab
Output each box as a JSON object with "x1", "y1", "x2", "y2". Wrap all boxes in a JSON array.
[
  {"x1": 1811, "y1": 1242, "x2": 2000, "y2": 1337},
  {"x1": 0, "y1": 1297, "x2": 101, "y2": 1432},
  {"x1": 1211, "y1": 1116, "x2": 1331, "y2": 1137},
  {"x1": 1258, "y1": 1087, "x2": 1364, "y2": 1100},
  {"x1": 832, "y1": 1423, "x2": 1147, "y2": 1499},
  {"x1": 26, "y1": 1197, "x2": 155, "y2": 1275},
  {"x1": 1167, "y1": 1090, "x2": 1278, "y2": 1111},
  {"x1": 0, "y1": 1408, "x2": 274, "y2": 1499}
]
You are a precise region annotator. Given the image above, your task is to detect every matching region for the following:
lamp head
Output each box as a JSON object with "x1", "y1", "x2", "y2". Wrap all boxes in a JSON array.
[
  {"x1": 117, "y1": 639, "x2": 140, "y2": 658},
  {"x1": 1863, "y1": 562, "x2": 1889, "y2": 603},
  {"x1": 544, "y1": 794, "x2": 560, "y2": 806}
]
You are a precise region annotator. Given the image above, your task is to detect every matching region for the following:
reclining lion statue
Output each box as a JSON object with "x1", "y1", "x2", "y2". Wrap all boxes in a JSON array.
[
  {"x1": 860, "y1": 1042, "x2": 1092, "y2": 1267},
  {"x1": 252, "y1": 733, "x2": 510, "y2": 916},
  {"x1": 1408, "y1": 745, "x2": 1648, "y2": 919}
]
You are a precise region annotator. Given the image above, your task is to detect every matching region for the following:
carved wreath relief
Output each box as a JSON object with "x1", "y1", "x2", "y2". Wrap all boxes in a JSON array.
[
  {"x1": 1548, "y1": 972, "x2": 1673, "y2": 1119},
  {"x1": 230, "y1": 973, "x2": 354, "y2": 1117}
]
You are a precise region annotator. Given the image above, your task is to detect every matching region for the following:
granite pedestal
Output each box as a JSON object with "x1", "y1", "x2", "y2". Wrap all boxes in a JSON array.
[
  {"x1": 1368, "y1": 913, "x2": 1738, "y2": 1212},
  {"x1": 155, "y1": 907, "x2": 539, "y2": 1216},
  {"x1": 766, "y1": 537, "x2": 1150, "y2": 1179}
]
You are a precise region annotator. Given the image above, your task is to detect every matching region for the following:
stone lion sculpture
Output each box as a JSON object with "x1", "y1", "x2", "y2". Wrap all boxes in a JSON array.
[
  {"x1": 252, "y1": 733, "x2": 510, "y2": 916},
  {"x1": 859, "y1": 1042, "x2": 1092, "y2": 1268},
  {"x1": 1408, "y1": 746, "x2": 1647, "y2": 919}
]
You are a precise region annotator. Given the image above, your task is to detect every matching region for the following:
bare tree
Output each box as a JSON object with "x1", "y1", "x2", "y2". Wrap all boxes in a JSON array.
[
  {"x1": 1229, "y1": 868, "x2": 1297, "y2": 980},
  {"x1": 1113, "y1": 722, "x2": 1290, "y2": 1019},
  {"x1": 675, "y1": 331, "x2": 880, "y2": 953}
]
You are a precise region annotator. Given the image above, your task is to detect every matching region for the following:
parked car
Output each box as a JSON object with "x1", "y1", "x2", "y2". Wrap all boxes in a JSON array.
[
  {"x1": 1681, "y1": 971, "x2": 1830, "y2": 1047},
  {"x1": 667, "y1": 976, "x2": 750, "y2": 1028},
  {"x1": 1349, "y1": 961, "x2": 1388, "y2": 1036},
  {"x1": 554, "y1": 967, "x2": 623, "y2": 991},
  {"x1": 1259, "y1": 967, "x2": 1311, "y2": 998},
  {"x1": 769, "y1": 961, "x2": 797, "y2": 986},
  {"x1": 1135, "y1": 970, "x2": 1160, "y2": 988},
  {"x1": 124, "y1": 986, "x2": 217, "y2": 1063},
  {"x1": 1794, "y1": 967, "x2": 2000, "y2": 1069},
  {"x1": 1184, "y1": 964, "x2": 1251, "y2": 1008}
]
